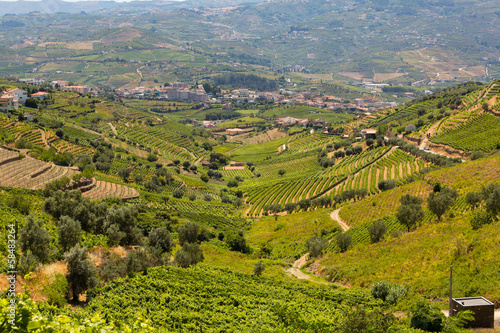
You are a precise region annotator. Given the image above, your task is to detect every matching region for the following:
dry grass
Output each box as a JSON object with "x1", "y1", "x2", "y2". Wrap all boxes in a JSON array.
[
  {"x1": 102, "y1": 29, "x2": 142, "y2": 43},
  {"x1": 337, "y1": 71, "x2": 366, "y2": 81}
]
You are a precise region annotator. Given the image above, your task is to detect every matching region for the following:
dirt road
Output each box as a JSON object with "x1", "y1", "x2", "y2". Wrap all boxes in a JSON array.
[{"x1": 330, "y1": 208, "x2": 350, "y2": 231}]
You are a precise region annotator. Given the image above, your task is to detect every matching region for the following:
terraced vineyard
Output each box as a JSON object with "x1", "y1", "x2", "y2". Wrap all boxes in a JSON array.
[
  {"x1": 331, "y1": 148, "x2": 430, "y2": 195},
  {"x1": 431, "y1": 113, "x2": 500, "y2": 152},
  {"x1": 0, "y1": 147, "x2": 76, "y2": 189},
  {"x1": 82, "y1": 180, "x2": 139, "y2": 201},
  {"x1": 245, "y1": 147, "x2": 391, "y2": 216}
]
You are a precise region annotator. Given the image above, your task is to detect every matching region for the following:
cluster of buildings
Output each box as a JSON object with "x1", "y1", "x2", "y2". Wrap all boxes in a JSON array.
[
  {"x1": 115, "y1": 82, "x2": 209, "y2": 102},
  {"x1": 0, "y1": 88, "x2": 27, "y2": 111}
]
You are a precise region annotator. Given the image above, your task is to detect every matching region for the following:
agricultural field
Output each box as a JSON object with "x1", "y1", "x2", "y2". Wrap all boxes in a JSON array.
[{"x1": 430, "y1": 113, "x2": 500, "y2": 152}]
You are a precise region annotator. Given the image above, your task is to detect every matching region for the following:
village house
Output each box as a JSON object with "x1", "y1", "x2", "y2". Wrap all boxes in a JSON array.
[
  {"x1": 6, "y1": 88, "x2": 27, "y2": 105},
  {"x1": 30, "y1": 91, "x2": 48, "y2": 101},
  {"x1": 0, "y1": 93, "x2": 18, "y2": 111},
  {"x1": 361, "y1": 128, "x2": 377, "y2": 139},
  {"x1": 202, "y1": 120, "x2": 215, "y2": 128},
  {"x1": 64, "y1": 85, "x2": 90, "y2": 95}
]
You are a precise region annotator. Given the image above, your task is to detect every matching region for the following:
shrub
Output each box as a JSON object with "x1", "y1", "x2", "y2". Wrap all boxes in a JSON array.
[
  {"x1": 188, "y1": 194, "x2": 196, "y2": 201},
  {"x1": 172, "y1": 189, "x2": 184, "y2": 198},
  {"x1": 336, "y1": 233, "x2": 352, "y2": 253},
  {"x1": 410, "y1": 299, "x2": 445, "y2": 332},
  {"x1": 178, "y1": 221, "x2": 199, "y2": 244},
  {"x1": 43, "y1": 273, "x2": 68, "y2": 307},
  {"x1": 306, "y1": 236, "x2": 326, "y2": 257},
  {"x1": 147, "y1": 153, "x2": 158, "y2": 162},
  {"x1": 378, "y1": 180, "x2": 396, "y2": 191},
  {"x1": 174, "y1": 243, "x2": 204, "y2": 268},
  {"x1": 367, "y1": 220, "x2": 386, "y2": 243},
  {"x1": 470, "y1": 151, "x2": 485, "y2": 160},
  {"x1": 227, "y1": 179, "x2": 238, "y2": 187},
  {"x1": 253, "y1": 261, "x2": 265, "y2": 276}
]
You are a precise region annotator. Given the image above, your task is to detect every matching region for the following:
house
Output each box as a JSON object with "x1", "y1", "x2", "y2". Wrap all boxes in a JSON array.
[
  {"x1": 452, "y1": 297, "x2": 494, "y2": 328},
  {"x1": 405, "y1": 124, "x2": 416, "y2": 132},
  {"x1": 64, "y1": 85, "x2": 89, "y2": 95},
  {"x1": 361, "y1": 128, "x2": 377, "y2": 139},
  {"x1": 202, "y1": 121, "x2": 214, "y2": 128},
  {"x1": 30, "y1": 91, "x2": 48, "y2": 101},
  {"x1": 0, "y1": 93, "x2": 18, "y2": 111},
  {"x1": 6, "y1": 88, "x2": 27, "y2": 105}
]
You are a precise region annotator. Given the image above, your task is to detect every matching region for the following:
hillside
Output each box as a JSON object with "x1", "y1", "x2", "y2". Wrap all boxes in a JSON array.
[{"x1": 1, "y1": 78, "x2": 500, "y2": 331}]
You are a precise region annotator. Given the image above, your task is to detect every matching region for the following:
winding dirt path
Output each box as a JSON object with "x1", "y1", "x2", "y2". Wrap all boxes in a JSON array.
[
  {"x1": 419, "y1": 121, "x2": 440, "y2": 149},
  {"x1": 330, "y1": 208, "x2": 350, "y2": 231},
  {"x1": 108, "y1": 122, "x2": 118, "y2": 135},
  {"x1": 286, "y1": 253, "x2": 313, "y2": 281}
]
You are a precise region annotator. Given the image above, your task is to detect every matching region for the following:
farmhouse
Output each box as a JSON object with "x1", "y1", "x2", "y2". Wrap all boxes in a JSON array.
[
  {"x1": 202, "y1": 121, "x2": 215, "y2": 128},
  {"x1": 64, "y1": 85, "x2": 90, "y2": 95},
  {"x1": 230, "y1": 161, "x2": 246, "y2": 166},
  {"x1": 361, "y1": 128, "x2": 377, "y2": 139},
  {"x1": 6, "y1": 88, "x2": 27, "y2": 105},
  {"x1": 405, "y1": 124, "x2": 417, "y2": 132},
  {"x1": 31, "y1": 91, "x2": 49, "y2": 101},
  {"x1": 0, "y1": 93, "x2": 19, "y2": 111}
]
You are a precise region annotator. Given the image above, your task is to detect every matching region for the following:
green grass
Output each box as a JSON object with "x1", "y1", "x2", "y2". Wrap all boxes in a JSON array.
[{"x1": 229, "y1": 136, "x2": 288, "y2": 162}]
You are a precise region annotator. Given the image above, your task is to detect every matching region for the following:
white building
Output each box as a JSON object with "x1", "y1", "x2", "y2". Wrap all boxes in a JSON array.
[{"x1": 6, "y1": 88, "x2": 27, "y2": 105}]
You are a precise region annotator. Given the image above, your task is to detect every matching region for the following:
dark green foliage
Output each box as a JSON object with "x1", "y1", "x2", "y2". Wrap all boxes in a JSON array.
[
  {"x1": 178, "y1": 221, "x2": 199, "y2": 244},
  {"x1": 5, "y1": 192, "x2": 31, "y2": 215},
  {"x1": 470, "y1": 211, "x2": 494, "y2": 230},
  {"x1": 117, "y1": 167, "x2": 131, "y2": 181},
  {"x1": 57, "y1": 216, "x2": 82, "y2": 252},
  {"x1": 378, "y1": 179, "x2": 396, "y2": 191},
  {"x1": 284, "y1": 202, "x2": 297, "y2": 214},
  {"x1": 25, "y1": 98, "x2": 38, "y2": 108},
  {"x1": 100, "y1": 252, "x2": 125, "y2": 282},
  {"x1": 174, "y1": 243, "x2": 204, "y2": 268},
  {"x1": 172, "y1": 189, "x2": 184, "y2": 198},
  {"x1": 125, "y1": 248, "x2": 151, "y2": 274},
  {"x1": 470, "y1": 151, "x2": 485, "y2": 160},
  {"x1": 56, "y1": 128, "x2": 64, "y2": 138},
  {"x1": 226, "y1": 232, "x2": 250, "y2": 253},
  {"x1": 427, "y1": 187, "x2": 458, "y2": 220},
  {"x1": 338, "y1": 306, "x2": 395, "y2": 333},
  {"x1": 227, "y1": 179, "x2": 238, "y2": 187},
  {"x1": 482, "y1": 183, "x2": 500, "y2": 218},
  {"x1": 410, "y1": 299, "x2": 445, "y2": 332},
  {"x1": 278, "y1": 169, "x2": 286, "y2": 176},
  {"x1": 19, "y1": 214, "x2": 52, "y2": 263},
  {"x1": 148, "y1": 227, "x2": 173, "y2": 255},
  {"x1": 65, "y1": 244, "x2": 98, "y2": 301},
  {"x1": 134, "y1": 174, "x2": 144, "y2": 183},
  {"x1": 17, "y1": 250, "x2": 39, "y2": 275},
  {"x1": 306, "y1": 236, "x2": 326, "y2": 257},
  {"x1": 75, "y1": 154, "x2": 92, "y2": 171},
  {"x1": 104, "y1": 205, "x2": 141, "y2": 246},
  {"x1": 336, "y1": 233, "x2": 352, "y2": 253},
  {"x1": 213, "y1": 73, "x2": 277, "y2": 91},
  {"x1": 253, "y1": 261, "x2": 265, "y2": 276},
  {"x1": 147, "y1": 153, "x2": 158, "y2": 162},
  {"x1": 93, "y1": 145, "x2": 114, "y2": 172},
  {"x1": 367, "y1": 220, "x2": 386, "y2": 243},
  {"x1": 397, "y1": 195, "x2": 424, "y2": 231},
  {"x1": 465, "y1": 191, "x2": 482, "y2": 209}
]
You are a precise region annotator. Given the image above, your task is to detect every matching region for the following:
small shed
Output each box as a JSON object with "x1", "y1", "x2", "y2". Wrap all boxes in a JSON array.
[{"x1": 452, "y1": 297, "x2": 494, "y2": 328}]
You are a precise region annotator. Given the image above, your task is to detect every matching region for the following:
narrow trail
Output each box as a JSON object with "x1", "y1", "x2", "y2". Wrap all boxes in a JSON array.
[
  {"x1": 330, "y1": 208, "x2": 350, "y2": 231},
  {"x1": 419, "y1": 121, "x2": 440, "y2": 149},
  {"x1": 286, "y1": 253, "x2": 313, "y2": 281},
  {"x1": 108, "y1": 122, "x2": 118, "y2": 135},
  {"x1": 39, "y1": 129, "x2": 50, "y2": 149}
]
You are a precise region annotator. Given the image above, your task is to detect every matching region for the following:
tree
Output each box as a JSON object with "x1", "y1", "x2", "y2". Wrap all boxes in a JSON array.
[
  {"x1": 482, "y1": 183, "x2": 500, "y2": 218},
  {"x1": 465, "y1": 191, "x2": 482, "y2": 209},
  {"x1": 134, "y1": 174, "x2": 144, "y2": 184},
  {"x1": 397, "y1": 195, "x2": 424, "y2": 231},
  {"x1": 427, "y1": 187, "x2": 458, "y2": 221},
  {"x1": 336, "y1": 233, "x2": 352, "y2": 253},
  {"x1": 56, "y1": 128, "x2": 64, "y2": 138},
  {"x1": 226, "y1": 232, "x2": 250, "y2": 253},
  {"x1": 147, "y1": 153, "x2": 158, "y2": 162},
  {"x1": 178, "y1": 221, "x2": 199, "y2": 244},
  {"x1": 200, "y1": 174, "x2": 209, "y2": 182},
  {"x1": 253, "y1": 261, "x2": 265, "y2": 276},
  {"x1": 227, "y1": 179, "x2": 238, "y2": 187},
  {"x1": 306, "y1": 236, "x2": 326, "y2": 257},
  {"x1": 378, "y1": 180, "x2": 396, "y2": 191},
  {"x1": 278, "y1": 169, "x2": 286, "y2": 176},
  {"x1": 368, "y1": 220, "x2": 386, "y2": 243},
  {"x1": 124, "y1": 248, "x2": 150, "y2": 274},
  {"x1": 57, "y1": 216, "x2": 82, "y2": 252},
  {"x1": 171, "y1": 187, "x2": 185, "y2": 198},
  {"x1": 64, "y1": 244, "x2": 97, "y2": 301},
  {"x1": 410, "y1": 299, "x2": 445, "y2": 332},
  {"x1": 182, "y1": 160, "x2": 191, "y2": 169},
  {"x1": 104, "y1": 205, "x2": 141, "y2": 246},
  {"x1": 174, "y1": 243, "x2": 204, "y2": 268},
  {"x1": 20, "y1": 214, "x2": 52, "y2": 263},
  {"x1": 25, "y1": 98, "x2": 39, "y2": 109},
  {"x1": 148, "y1": 227, "x2": 173, "y2": 255},
  {"x1": 284, "y1": 202, "x2": 297, "y2": 214},
  {"x1": 366, "y1": 138, "x2": 374, "y2": 147},
  {"x1": 190, "y1": 165, "x2": 198, "y2": 172},
  {"x1": 117, "y1": 167, "x2": 131, "y2": 181}
]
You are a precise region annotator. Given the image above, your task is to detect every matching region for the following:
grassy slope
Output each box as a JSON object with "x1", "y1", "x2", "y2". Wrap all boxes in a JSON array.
[{"x1": 319, "y1": 154, "x2": 500, "y2": 299}]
